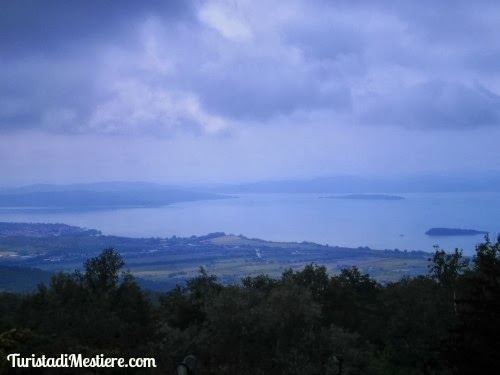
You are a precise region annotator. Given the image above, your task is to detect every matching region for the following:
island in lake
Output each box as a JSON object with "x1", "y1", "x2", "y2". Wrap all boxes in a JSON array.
[
  {"x1": 321, "y1": 194, "x2": 405, "y2": 200},
  {"x1": 425, "y1": 228, "x2": 488, "y2": 236}
]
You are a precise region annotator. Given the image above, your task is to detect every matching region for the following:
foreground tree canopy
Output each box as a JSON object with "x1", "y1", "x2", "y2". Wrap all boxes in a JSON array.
[{"x1": 1, "y1": 237, "x2": 499, "y2": 374}]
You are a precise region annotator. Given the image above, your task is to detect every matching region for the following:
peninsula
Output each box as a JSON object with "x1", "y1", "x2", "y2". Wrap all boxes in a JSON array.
[
  {"x1": 425, "y1": 228, "x2": 488, "y2": 236},
  {"x1": 322, "y1": 194, "x2": 405, "y2": 200}
]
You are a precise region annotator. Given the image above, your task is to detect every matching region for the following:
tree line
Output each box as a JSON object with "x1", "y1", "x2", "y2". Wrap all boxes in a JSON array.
[{"x1": 1, "y1": 236, "x2": 499, "y2": 374}]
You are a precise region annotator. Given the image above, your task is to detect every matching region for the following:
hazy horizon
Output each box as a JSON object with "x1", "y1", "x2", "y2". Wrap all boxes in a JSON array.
[{"x1": 2, "y1": 170, "x2": 500, "y2": 194}]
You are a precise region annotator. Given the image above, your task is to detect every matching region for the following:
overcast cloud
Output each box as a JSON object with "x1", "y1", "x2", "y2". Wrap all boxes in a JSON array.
[{"x1": 1, "y1": 0, "x2": 500, "y2": 185}]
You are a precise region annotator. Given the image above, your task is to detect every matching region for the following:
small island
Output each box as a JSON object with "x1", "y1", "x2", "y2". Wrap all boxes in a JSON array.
[
  {"x1": 321, "y1": 194, "x2": 405, "y2": 200},
  {"x1": 425, "y1": 228, "x2": 488, "y2": 236}
]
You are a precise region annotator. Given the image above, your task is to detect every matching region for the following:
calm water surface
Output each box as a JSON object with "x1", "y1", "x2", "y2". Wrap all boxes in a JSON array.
[{"x1": 1, "y1": 192, "x2": 499, "y2": 256}]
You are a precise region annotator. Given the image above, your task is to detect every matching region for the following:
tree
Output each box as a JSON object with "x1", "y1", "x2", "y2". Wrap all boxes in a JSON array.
[
  {"x1": 325, "y1": 267, "x2": 379, "y2": 332},
  {"x1": 84, "y1": 247, "x2": 124, "y2": 293},
  {"x1": 447, "y1": 235, "x2": 500, "y2": 373},
  {"x1": 241, "y1": 274, "x2": 277, "y2": 293},
  {"x1": 16, "y1": 248, "x2": 155, "y2": 360},
  {"x1": 281, "y1": 263, "x2": 329, "y2": 301},
  {"x1": 428, "y1": 247, "x2": 469, "y2": 288},
  {"x1": 428, "y1": 247, "x2": 469, "y2": 317},
  {"x1": 379, "y1": 276, "x2": 453, "y2": 374}
]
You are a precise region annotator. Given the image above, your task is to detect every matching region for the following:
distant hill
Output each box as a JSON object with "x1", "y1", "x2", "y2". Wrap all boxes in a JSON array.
[
  {"x1": 322, "y1": 194, "x2": 405, "y2": 200},
  {"x1": 0, "y1": 182, "x2": 228, "y2": 209},
  {"x1": 204, "y1": 173, "x2": 500, "y2": 193},
  {"x1": 0, "y1": 265, "x2": 52, "y2": 293},
  {"x1": 0, "y1": 263, "x2": 176, "y2": 293}
]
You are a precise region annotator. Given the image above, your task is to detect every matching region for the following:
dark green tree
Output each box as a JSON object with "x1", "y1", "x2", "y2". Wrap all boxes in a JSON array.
[
  {"x1": 428, "y1": 247, "x2": 469, "y2": 315},
  {"x1": 84, "y1": 247, "x2": 124, "y2": 293},
  {"x1": 15, "y1": 248, "x2": 155, "y2": 361},
  {"x1": 325, "y1": 267, "x2": 379, "y2": 333},
  {"x1": 378, "y1": 276, "x2": 453, "y2": 374},
  {"x1": 281, "y1": 263, "x2": 329, "y2": 300},
  {"x1": 429, "y1": 247, "x2": 469, "y2": 287},
  {"x1": 447, "y1": 235, "x2": 500, "y2": 374}
]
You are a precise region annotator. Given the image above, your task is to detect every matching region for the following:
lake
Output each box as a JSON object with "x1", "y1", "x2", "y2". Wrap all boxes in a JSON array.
[{"x1": 0, "y1": 192, "x2": 499, "y2": 256}]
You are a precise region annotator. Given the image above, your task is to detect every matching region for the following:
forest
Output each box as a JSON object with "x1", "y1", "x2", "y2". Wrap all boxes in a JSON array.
[{"x1": 0, "y1": 236, "x2": 499, "y2": 374}]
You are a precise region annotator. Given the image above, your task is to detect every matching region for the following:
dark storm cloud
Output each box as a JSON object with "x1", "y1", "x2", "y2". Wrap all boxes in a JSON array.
[
  {"x1": 0, "y1": 0, "x2": 199, "y2": 133},
  {"x1": 1, "y1": 0, "x2": 500, "y2": 136},
  {"x1": 195, "y1": 59, "x2": 352, "y2": 120},
  {"x1": 0, "y1": 0, "x2": 194, "y2": 57},
  {"x1": 0, "y1": 56, "x2": 99, "y2": 132}
]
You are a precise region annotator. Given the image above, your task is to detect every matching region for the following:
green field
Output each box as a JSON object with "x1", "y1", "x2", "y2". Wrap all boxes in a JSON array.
[{"x1": 0, "y1": 222, "x2": 433, "y2": 291}]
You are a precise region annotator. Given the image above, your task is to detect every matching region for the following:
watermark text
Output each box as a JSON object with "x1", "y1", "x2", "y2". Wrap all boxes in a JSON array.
[{"x1": 6, "y1": 353, "x2": 156, "y2": 369}]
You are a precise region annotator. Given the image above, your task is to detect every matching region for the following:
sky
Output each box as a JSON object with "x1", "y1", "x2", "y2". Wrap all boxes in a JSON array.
[{"x1": 1, "y1": 0, "x2": 500, "y2": 186}]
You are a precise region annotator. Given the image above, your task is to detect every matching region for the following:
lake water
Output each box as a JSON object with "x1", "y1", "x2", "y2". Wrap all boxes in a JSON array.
[{"x1": 1, "y1": 192, "x2": 499, "y2": 256}]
